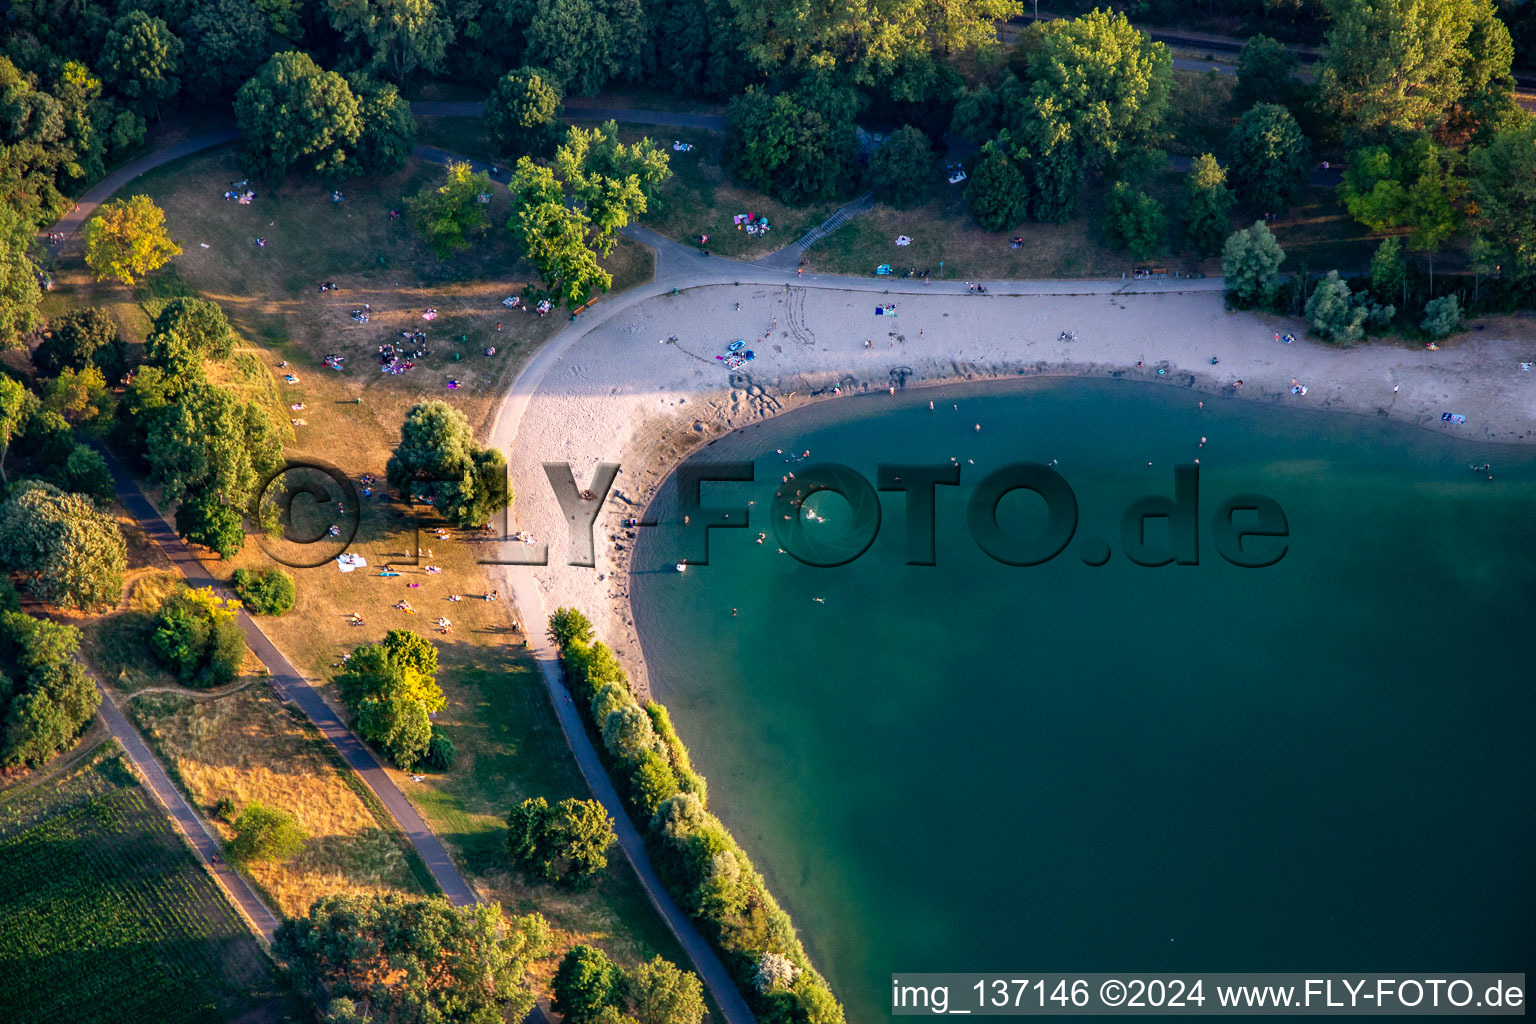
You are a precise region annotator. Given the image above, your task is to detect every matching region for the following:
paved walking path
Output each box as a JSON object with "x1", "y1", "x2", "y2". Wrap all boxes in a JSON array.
[
  {"x1": 95, "y1": 683, "x2": 282, "y2": 942},
  {"x1": 97, "y1": 450, "x2": 478, "y2": 908},
  {"x1": 413, "y1": 100, "x2": 725, "y2": 131}
]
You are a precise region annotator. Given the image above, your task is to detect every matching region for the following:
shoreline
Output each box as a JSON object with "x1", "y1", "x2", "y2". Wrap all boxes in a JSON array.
[{"x1": 487, "y1": 280, "x2": 1536, "y2": 700}]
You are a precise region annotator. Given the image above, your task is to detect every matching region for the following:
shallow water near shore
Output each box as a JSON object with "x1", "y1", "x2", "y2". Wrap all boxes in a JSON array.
[{"x1": 630, "y1": 377, "x2": 1536, "y2": 1020}]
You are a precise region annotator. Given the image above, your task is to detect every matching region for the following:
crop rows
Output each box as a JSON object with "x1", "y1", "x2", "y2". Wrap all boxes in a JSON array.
[{"x1": 0, "y1": 749, "x2": 270, "y2": 1024}]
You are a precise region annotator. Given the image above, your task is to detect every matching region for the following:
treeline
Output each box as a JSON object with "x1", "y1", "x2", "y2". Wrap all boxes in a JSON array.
[{"x1": 547, "y1": 607, "x2": 844, "y2": 1024}]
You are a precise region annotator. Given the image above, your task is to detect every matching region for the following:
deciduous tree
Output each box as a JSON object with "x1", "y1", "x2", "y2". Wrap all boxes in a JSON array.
[
  {"x1": 84, "y1": 194, "x2": 181, "y2": 285},
  {"x1": 385, "y1": 400, "x2": 510, "y2": 526},
  {"x1": 408, "y1": 161, "x2": 494, "y2": 257},
  {"x1": 724, "y1": 86, "x2": 856, "y2": 205},
  {"x1": 1226, "y1": 103, "x2": 1310, "y2": 213},
  {"x1": 0, "y1": 204, "x2": 42, "y2": 351},
  {"x1": 1468, "y1": 119, "x2": 1536, "y2": 275},
  {"x1": 485, "y1": 66, "x2": 563, "y2": 157},
  {"x1": 1102, "y1": 181, "x2": 1167, "y2": 259},
  {"x1": 235, "y1": 51, "x2": 361, "y2": 183},
  {"x1": 229, "y1": 800, "x2": 308, "y2": 862},
  {"x1": 324, "y1": 0, "x2": 453, "y2": 83},
  {"x1": 553, "y1": 944, "x2": 626, "y2": 1024},
  {"x1": 1233, "y1": 34, "x2": 1298, "y2": 111},
  {"x1": 507, "y1": 796, "x2": 616, "y2": 885},
  {"x1": 347, "y1": 73, "x2": 417, "y2": 175},
  {"x1": 275, "y1": 894, "x2": 551, "y2": 1024},
  {"x1": 869, "y1": 125, "x2": 933, "y2": 208},
  {"x1": 964, "y1": 137, "x2": 1028, "y2": 232},
  {"x1": 0, "y1": 611, "x2": 98, "y2": 768},
  {"x1": 34, "y1": 307, "x2": 127, "y2": 379},
  {"x1": 0, "y1": 483, "x2": 126, "y2": 609},
  {"x1": 1182, "y1": 154, "x2": 1235, "y2": 257},
  {"x1": 1221, "y1": 220, "x2": 1286, "y2": 306},
  {"x1": 101, "y1": 11, "x2": 183, "y2": 118},
  {"x1": 628, "y1": 956, "x2": 706, "y2": 1024},
  {"x1": 547, "y1": 606, "x2": 594, "y2": 648}
]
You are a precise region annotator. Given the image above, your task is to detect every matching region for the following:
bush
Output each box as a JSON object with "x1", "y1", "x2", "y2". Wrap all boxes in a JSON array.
[
  {"x1": 423, "y1": 729, "x2": 456, "y2": 770},
  {"x1": 231, "y1": 567, "x2": 296, "y2": 615},
  {"x1": 1420, "y1": 294, "x2": 1464, "y2": 338},
  {"x1": 213, "y1": 796, "x2": 237, "y2": 822},
  {"x1": 868, "y1": 125, "x2": 933, "y2": 208},
  {"x1": 150, "y1": 587, "x2": 245, "y2": 687},
  {"x1": 229, "y1": 799, "x2": 307, "y2": 863}
]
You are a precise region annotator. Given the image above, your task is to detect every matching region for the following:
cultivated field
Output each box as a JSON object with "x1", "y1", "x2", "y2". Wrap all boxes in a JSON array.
[{"x1": 0, "y1": 744, "x2": 273, "y2": 1024}]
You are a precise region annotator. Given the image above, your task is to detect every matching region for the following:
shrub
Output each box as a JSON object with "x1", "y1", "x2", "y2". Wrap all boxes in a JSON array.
[
  {"x1": 150, "y1": 587, "x2": 245, "y2": 687},
  {"x1": 1420, "y1": 294, "x2": 1464, "y2": 338},
  {"x1": 231, "y1": 567, "x2": 296, "y2": 615},
  {"x1": 228, "y1": 800, "x2": 307, "y2": 863},
  {"x1": 213, "y1": 796, "x2": 237, "y2": 822},
  {"x1": 423, "y1": 729, "x2": 456, "y2": 770}
]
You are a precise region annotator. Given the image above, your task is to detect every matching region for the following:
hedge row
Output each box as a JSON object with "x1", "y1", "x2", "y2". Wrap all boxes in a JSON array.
[{"x1": 561, "y1": 634, "x2": 844, "y2": 1024}]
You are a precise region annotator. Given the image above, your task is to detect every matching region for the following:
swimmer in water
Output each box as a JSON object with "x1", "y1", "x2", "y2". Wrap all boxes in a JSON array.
[{"x1": 929, "y1": 401, "x2": 934, "y2": 410}]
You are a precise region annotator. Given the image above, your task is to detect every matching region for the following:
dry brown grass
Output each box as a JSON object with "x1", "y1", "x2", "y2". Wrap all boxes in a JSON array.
[{"x1": 126, "y1": 687, "x2": 427, "y2": 917}]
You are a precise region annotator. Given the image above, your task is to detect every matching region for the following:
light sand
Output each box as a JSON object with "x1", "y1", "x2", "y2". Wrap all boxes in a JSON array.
[{"x1": 488, "y1": 278, "x2": 1536, "y2": 695}]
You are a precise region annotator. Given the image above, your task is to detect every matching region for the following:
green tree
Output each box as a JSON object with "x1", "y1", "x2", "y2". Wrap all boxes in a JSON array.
[
  {"x1": 485, "y1": 66, "x2": 563, "y2": 157},
  {"x1": 507, "y1": 160, "x2": 611, "y2": 307},
  {"x1": 41, "y1": 367, "x2": 113, "y2": 428},
  {"x1": 229, "y1": 799, "x2": 308, "y2": 862},
  {"x1": 964, "y1": 138, "x2": 1028, "y2": 232},
  {"x1": 628, "y1": 956, "x2": 705, "y2": 1024},
  {"x1": 527, "y1": 0, "x2": 610, "y2": 95},
  {"x1": 1004, "y1": 8, "x2": 1171, "y2": 220},
  {"x1": 84, "y1": 194, "x2": 181, "y2": 285},
  {"x1": 547, "y1": 606, "x2": 594, "y2": 648},
  {"x1": 231, "y1": 567, "x2": 296, "y2": 614},
  {"x1": 143, "y1": 383, "x2": 282, "y2": 550},
  {"x1": 1420, "y1": 293, "x2": 1464, "y2": 337},
  {"x1": 1305, "y1": 270, "x2": 1369, "y2": 343},
  {"x1": 1226, "y1": 103, "x2": 1310, "y2": 213},
  {"x1": 385, "y1": 400, "x2": 510, "y2": 527},
  {"x1": 175, "y1": 492, "x2": 246, "y2": 558},
  {"x1": 235, "y1": 51, "x2": 361, "y2": 184},
  {"x1": 1469, "y1": 119, "x2": 1536, "y2": 275},
  {"x1": 0, "y1": 378, "x2": 35, "y2": 487},
  {"x1": 1182, "y1": 154, "x2": 1235, "y2": 257},
  {"x1": 34, "y1": 307, "x2": 128, "y2": 379},
  {"x1": 335, "y1": 638, "x2": 445, "y2": 712},
  {"x1": 151, "y1": 297, "x2": 235, "y2": 360},
  {"x1": 1102, "y1": 181, "x2": 1167, "y2": 259},
  {"x1": 603, "y1": 702, "x2": 661, "y2": 760},
  {"x1": 553, "y1": 944, "x2": 626, "y2": 1024},
  {"x1": 324, "y1": 0, "x2": 453, "y2": 83},
  {"x1": 1467, "y1": 233, "x2": 1495, "y2": 305},
  {"x1": 358, "y1": 685, "x2": 432, "y2": 768},
  {"x1": 151, "y1": 586, "x2": 245, "y2": 686},
  {"x1": 724, "y1": 86, "x2": 856, "y2": 204},
  {"x1": 0, "y1": 612, "x2": 99, "y2": 768},
  {"x1": 1318, "y1": 0, "x2": 1513, "y2": 144},
  {"x1": 627, "y1": 749, "x2": 680, "y2": 818},
  {"x1": 1369, "y1": 236, "x2": 1409, "y2": 309},
  {"x1": 1221, "y1": 220, "x2": 1287, "y2": 307},
  {"x1": 507, "y1": 796, "x2": 616, "y2": 885},
  {"x1": 62, "y1": 445, "x2": 114, "y2": 502},
  {"x1": 554, "y1": 121, "x2": 671, "y2": 253},
  {"x1": 0, "y1": 484, "x2": 125, "y2": 609},
  {"x1": 347, "y1": 74, "x2": 417, "y2": 176},
  {"x1": 0, "y1": 203, "x2": 42, "y2": 351},
  {"x1": 101, "y1": 11, "x2": 183, "y2": 119},
  {"x1": 1233, "y1": 34, "x2": 1298, "y2": 111},
  {"x1": 869, "y1": 125, "x2": 933, "y2": 208},
  {"x1": 275, "y1": 893, "x2": 550, "y2": 1024},
  {"x1": 1401, "y1": 144, "x2": 1466, "y2": 292},
  {"x1": 181, "y1": 0, "x2": 273, "y2": 97},
  {"x1": 408, "y1": 162, "x2": 494, "y2": 257}
]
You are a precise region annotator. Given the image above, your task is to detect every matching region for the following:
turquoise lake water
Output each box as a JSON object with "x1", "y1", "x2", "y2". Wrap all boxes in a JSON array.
[{"x1": 629, "y1": 378, "x2": 1535, "y2": 1021}]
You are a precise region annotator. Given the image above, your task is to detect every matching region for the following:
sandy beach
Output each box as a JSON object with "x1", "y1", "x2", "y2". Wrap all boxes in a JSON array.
[{"x1": 483, "y1": 268, "x2": 1536, "y2": 696}]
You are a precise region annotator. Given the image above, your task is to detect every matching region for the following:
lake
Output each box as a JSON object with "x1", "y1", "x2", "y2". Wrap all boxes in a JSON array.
[{"x1": 630, "y1": 377, "x2": 1536, "y2": 1021}]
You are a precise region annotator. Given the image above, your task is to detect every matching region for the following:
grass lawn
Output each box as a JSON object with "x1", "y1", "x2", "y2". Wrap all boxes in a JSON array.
[
  {"x1": 416, "y1": 115, "x2": 833, "y2": 260},
  {"x1": 808, "y1": 167, "x2": 1218, "y2": 280},
  {"x1": 0, "y1": 743, "x2": 275, "y2": 1024},
  {"x1": 41, "y1": 145, "x2": 691, "y2": 980}
]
